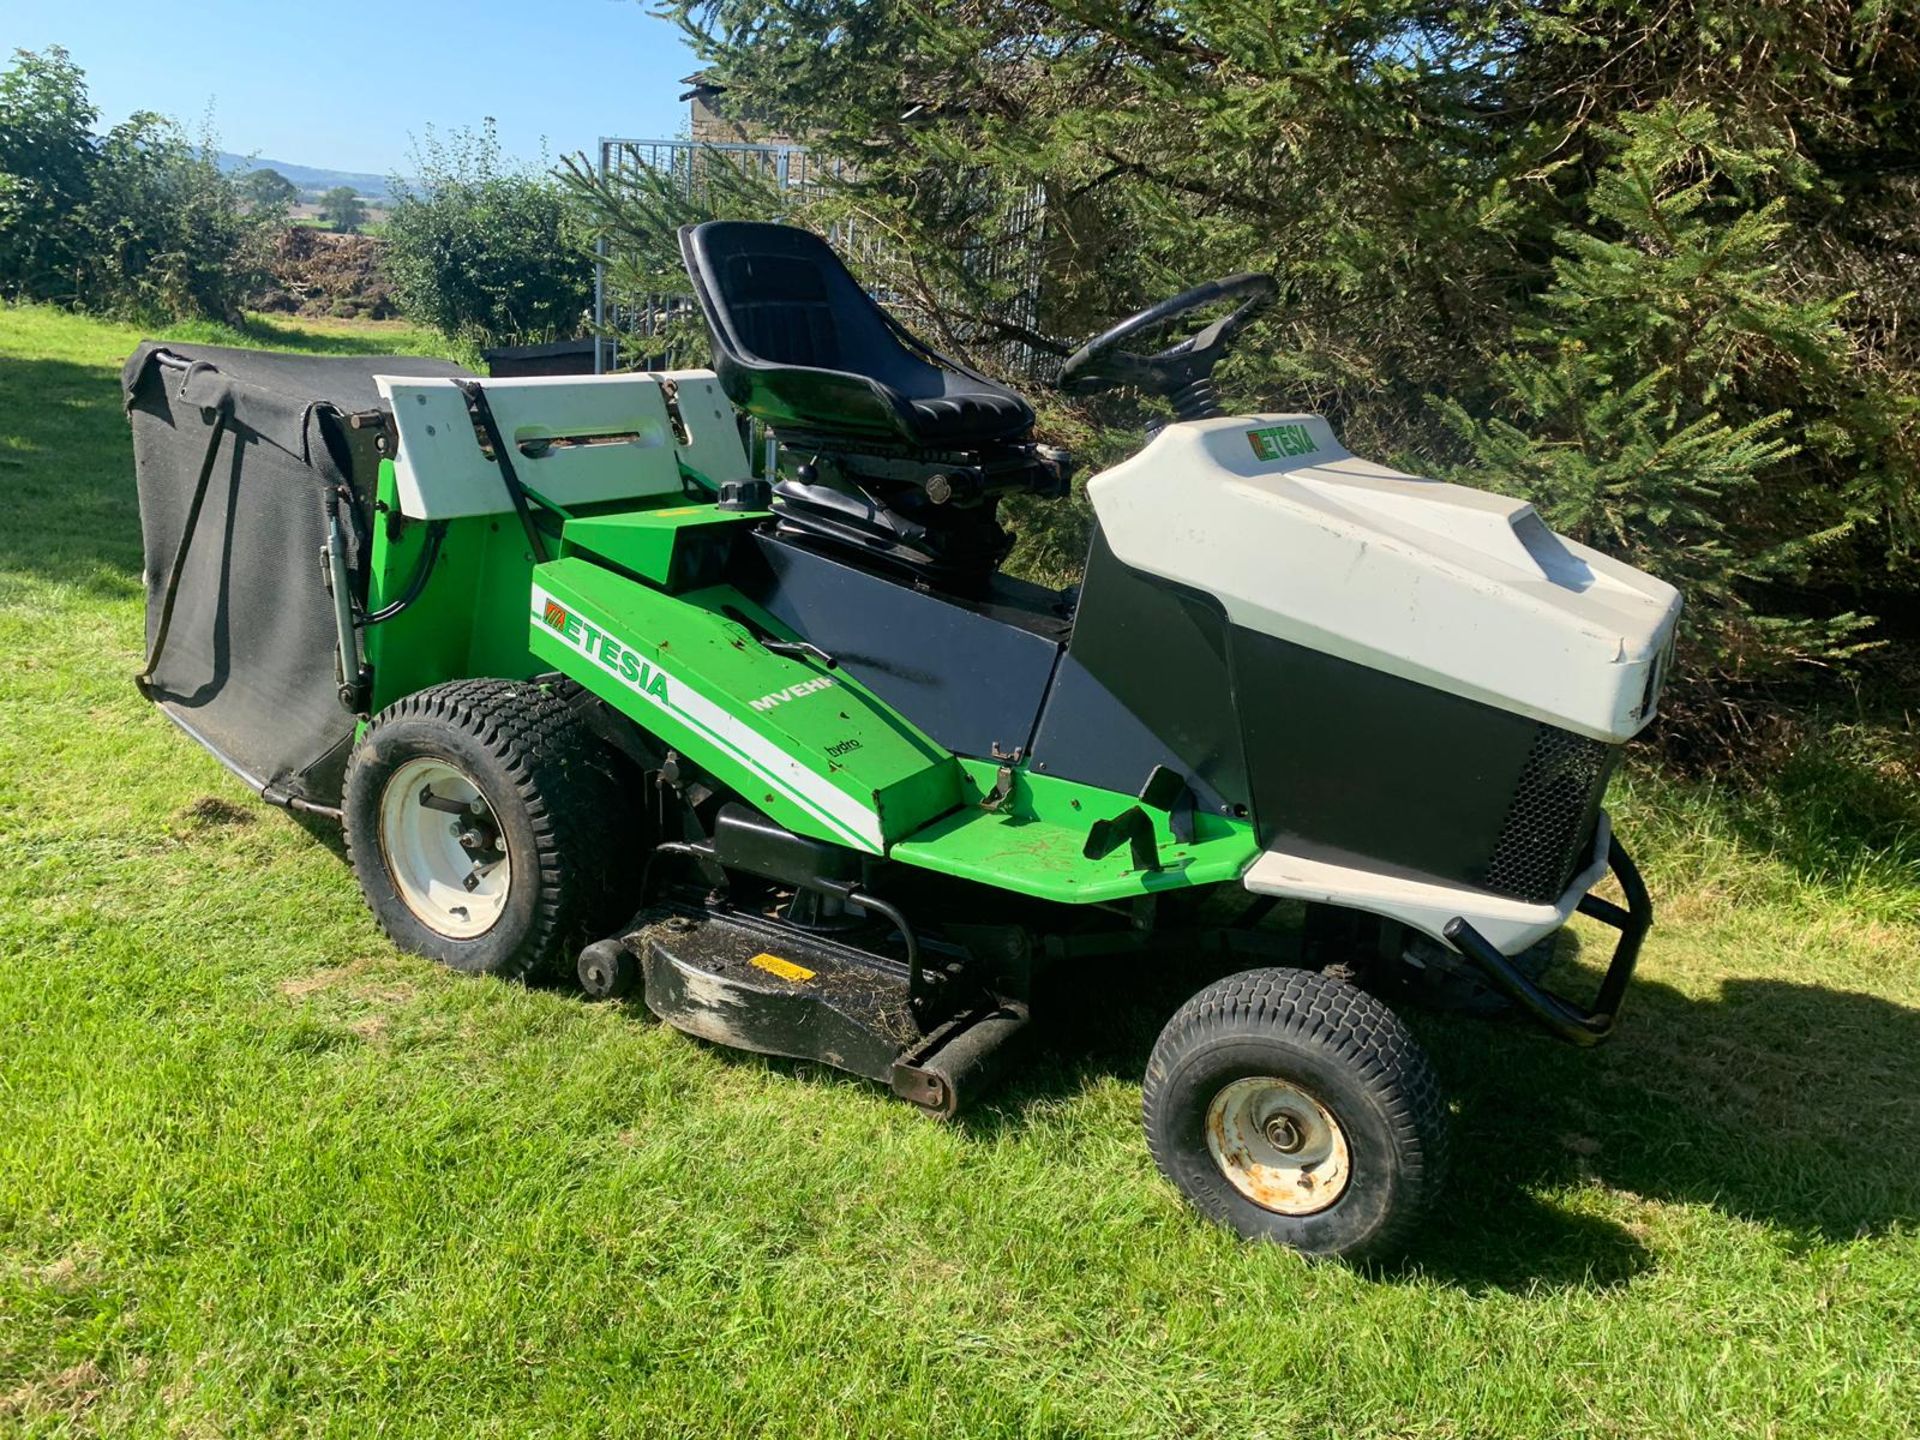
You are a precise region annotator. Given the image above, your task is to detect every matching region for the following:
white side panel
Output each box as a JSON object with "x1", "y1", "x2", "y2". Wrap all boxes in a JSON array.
[
  {"x1": 1087, "y1": 415, "x2": 1683, "y2": 742},
  {"x1": 1241, "y1": 815, "x2": 1612, "y2": 956},
  {"x1": 377, "y1": 373, "x2": 739, "y2": 520}
]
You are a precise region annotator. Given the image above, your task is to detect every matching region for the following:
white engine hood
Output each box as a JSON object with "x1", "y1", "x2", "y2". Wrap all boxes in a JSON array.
[{"x1": 1086, "y1": 414, "x2": 1683, "y2": 743}]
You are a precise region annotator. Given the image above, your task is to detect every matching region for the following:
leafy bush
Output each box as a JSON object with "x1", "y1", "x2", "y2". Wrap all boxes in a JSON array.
[
  {"x1": 0, "y1": 46, "x2": 96, "y2": 304},
  {"x1": 0, "y1": 46, "x2": 265, "y2": 322},
  {"x1": 383, "y1": 123, "x2": 593, "y2": 347},
  {"x1": 83, "y1": 112, "x2": 268, "y2": 322}
]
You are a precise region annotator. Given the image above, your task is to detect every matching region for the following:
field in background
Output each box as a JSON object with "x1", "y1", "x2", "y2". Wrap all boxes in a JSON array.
[{"x1": 2, "y1": 302, "x2": 1916, "y2": 1438}]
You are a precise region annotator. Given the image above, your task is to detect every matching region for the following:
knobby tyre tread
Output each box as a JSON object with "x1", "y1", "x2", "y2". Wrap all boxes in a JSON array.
[
  {"x1": 342, "y1": 679, "x2": 628, "y2": 981},
  {"x1": 1143, "y1": 966, "x2": 1449, "y2": 1259}
]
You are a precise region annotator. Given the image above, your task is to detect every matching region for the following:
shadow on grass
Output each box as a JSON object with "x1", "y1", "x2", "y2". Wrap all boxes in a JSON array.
[
  {"x1": 950, "y1": 935, "x2": 1920, "y2": 1294},
  {"x1": 0, "y1": 355, "x2": 148, "y2": 595},
  {"x1": 1, "y1": 338, "x2": 458, "y2": 597},
  {"x1": 223, "y1": 315, "x2": 455, "y2": 359},
  {"x1": 286, "y1": 807, "x2": 349, "y2": 863}
]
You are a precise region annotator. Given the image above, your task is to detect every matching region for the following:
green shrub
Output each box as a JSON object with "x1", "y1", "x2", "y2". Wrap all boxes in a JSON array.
[
  {"x1": 383, "y1": 123, "x2": 592, "y2": 347},
  {"x1": 0, "y1": 46, "x2": 264, "y2": 322},
  {"x1": 0, "y1": 46, "x2": 99, "y2": 305},
  {"x1": 81, "y1": 112, "x2": 266, "y2": 322}
]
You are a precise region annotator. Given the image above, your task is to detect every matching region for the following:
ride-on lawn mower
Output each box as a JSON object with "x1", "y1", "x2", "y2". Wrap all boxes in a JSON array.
[{"x1": 124, "y1": 222, "x2": 1680, "y2": 1259}]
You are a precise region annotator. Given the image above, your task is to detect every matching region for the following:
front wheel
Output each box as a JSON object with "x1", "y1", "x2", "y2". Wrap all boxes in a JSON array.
[{"x1": 1143, "y1": 967, "x2": 1448, "y2": 1260}]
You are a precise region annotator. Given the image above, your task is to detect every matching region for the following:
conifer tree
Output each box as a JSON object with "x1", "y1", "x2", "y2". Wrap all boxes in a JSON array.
[{"x1": 586, "y1": 0, "x2": 1920, "y2": 695}]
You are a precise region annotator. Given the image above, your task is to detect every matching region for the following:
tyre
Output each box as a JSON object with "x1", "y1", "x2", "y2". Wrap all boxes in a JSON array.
[
  {"x1": 1143, "y1": 967, "x2": 1448, "y2": 1260},
  {"x1": 343, "y1": 679, "x2": 630, "y2": 980}
]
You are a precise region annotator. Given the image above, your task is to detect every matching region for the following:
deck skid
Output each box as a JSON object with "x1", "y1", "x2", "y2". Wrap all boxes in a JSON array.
[{"x1": 627, "y1": 901, "x2": 1028, "y2": 1115}]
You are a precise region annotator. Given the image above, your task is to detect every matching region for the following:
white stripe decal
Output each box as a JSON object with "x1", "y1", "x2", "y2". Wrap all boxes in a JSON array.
[{"x1": 529, "y1": 585, "x2": 883, "y2": 851}]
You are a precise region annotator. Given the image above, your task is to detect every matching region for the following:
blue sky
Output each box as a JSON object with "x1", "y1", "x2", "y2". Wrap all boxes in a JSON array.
[{"x1": 4, "y1": 0, "x2": 698, "y2": 175}]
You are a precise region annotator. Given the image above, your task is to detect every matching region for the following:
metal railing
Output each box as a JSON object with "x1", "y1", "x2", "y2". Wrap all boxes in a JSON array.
[{"x1": 590, "y1": 136, "x2": 1048, "y2": 379}]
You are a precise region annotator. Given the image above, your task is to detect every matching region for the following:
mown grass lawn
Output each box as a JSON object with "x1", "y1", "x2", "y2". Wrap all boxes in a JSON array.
[{"x1": 2, "y1": 301, "x2": 1917, "y2": 1438}]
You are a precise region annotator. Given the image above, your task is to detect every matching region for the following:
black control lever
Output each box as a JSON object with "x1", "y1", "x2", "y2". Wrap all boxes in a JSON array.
[
  {"x1": 720, "y1": 603, "x2": 839, "y2": 669},
  {"x1": 761, "y1": 638, "x2": 838, "y2": 669}
]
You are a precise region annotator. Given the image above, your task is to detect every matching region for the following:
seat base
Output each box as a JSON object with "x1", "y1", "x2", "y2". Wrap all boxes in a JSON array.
[{"x1": 770, "y1": 432, "x2": 1072, "y2": 591}]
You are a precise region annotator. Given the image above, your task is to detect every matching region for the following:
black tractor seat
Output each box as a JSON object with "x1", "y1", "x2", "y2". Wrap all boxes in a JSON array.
[
  {"x1": 679, "y1": 221, "x2": 1071, "y2": 591},
  {"x1": 680, "y1": 220, "x2": 1034, "y2": 448}
]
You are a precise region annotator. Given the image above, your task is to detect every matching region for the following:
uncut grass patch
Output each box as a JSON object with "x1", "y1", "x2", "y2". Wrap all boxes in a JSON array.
[{"x1": 2, "y1": 301, "x2": 1917, "y2": 1439}]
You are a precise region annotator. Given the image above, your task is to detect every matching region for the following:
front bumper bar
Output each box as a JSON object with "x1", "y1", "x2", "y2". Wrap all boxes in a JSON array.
[{"x1": 1443, "y1": 835, "x2": 1651, "y2": 1047}]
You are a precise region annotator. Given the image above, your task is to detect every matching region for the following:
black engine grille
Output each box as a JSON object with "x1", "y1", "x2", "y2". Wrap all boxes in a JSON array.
[{"x1": 1483, "y1": 726, "x2": 1617, "y2": 904}]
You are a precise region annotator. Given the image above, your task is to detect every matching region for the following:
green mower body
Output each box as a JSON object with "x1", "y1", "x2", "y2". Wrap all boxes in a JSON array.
[{"x1": 122, "y1": 221, "x2": 1677, "y2": 1259}]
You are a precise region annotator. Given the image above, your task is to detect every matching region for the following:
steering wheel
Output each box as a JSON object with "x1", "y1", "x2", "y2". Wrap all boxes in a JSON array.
[{"x1": 1059, "y1": 272, "x2": 1277, "y2": 419}]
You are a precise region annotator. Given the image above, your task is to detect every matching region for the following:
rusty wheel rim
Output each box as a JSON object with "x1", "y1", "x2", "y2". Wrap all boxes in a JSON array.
[{"x1": 1204, "y1": 1076, "x2": 1352, "y2": 1216}]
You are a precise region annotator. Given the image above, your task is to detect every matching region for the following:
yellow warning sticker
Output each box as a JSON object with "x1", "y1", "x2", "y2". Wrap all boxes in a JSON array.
[{"x1": 748, "y1": 952, "x2": 815, "y2": 983}]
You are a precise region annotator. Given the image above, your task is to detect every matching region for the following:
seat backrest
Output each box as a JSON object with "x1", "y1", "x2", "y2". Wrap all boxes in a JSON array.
[
  {"x1": 717, "y1": 248, "x2": 845, "y2": 370},
  {"x1": 682, "y1": 220, "x2": 944, "y2": 388},
  {"x1": 680, "y1": 219, "x2": 1042, "y2": 456}
]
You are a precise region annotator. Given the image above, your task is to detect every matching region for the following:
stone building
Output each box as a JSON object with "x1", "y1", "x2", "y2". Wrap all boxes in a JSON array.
[{"x1": 680, "y1": 71, "x2": 804, "y2": 149}]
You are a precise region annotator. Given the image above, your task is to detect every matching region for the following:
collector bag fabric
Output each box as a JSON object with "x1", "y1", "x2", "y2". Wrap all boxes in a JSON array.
[{"x1": 123, "y1": 343, "x2": 469, "y2": 807}]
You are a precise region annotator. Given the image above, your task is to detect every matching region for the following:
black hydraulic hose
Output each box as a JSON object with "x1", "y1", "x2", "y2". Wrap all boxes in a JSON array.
[{"x1": 358, "y1": 520, "x2": 447, "y2": 627}]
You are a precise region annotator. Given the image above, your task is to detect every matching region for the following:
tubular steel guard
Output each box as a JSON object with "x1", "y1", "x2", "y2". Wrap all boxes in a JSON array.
[{"x1": 1442, "y1": 835, "x2": 1652, "y2": 1048}]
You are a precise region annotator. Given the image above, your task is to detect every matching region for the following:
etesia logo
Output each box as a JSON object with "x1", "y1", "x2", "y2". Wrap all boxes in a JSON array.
[
  {"x1": 1246, "y1": 422, "x2": 1317, "y2": 462},
  {"x1": 751, "y1": 677, "x2": 836, "y2": 712},
  {"x1": 540, "y1": 597, "x2": 669, "y2": 701}
]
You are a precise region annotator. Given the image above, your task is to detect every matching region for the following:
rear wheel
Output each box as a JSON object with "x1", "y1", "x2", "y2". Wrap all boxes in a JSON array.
[
  {"x1": 1143, "y1": 967, "x2": 1448, "y2": 1260},
  {"x1": 343, "y1": 679, "x2": 630, "y2": 980}
]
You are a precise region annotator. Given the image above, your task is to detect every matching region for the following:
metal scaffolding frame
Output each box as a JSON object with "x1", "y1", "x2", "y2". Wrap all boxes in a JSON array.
[{"x1": 590, "y1": 135, "x2": 1047, "y2": 378}]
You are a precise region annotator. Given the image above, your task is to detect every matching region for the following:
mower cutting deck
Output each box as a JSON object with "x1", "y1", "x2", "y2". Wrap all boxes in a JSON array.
[{"x1": 124, "y1": 221, "x2": 1679, "y2": 1260}]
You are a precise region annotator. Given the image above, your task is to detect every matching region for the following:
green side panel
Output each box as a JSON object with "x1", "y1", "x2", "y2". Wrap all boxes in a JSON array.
[
  {"x1": 690, "y1": 586, "x2": 962, "y2": 838},
  {"x1": 363, "y1": 460, "x2": 547, "y2": 712},
  {"x1": 529, "y1": 557, "x2": 961, "y2": 853},
  {"x1": 889, "y1": 759, "x2": 1261, "y2": 904},
  {"x1": 560, "y1": 502, "x2": 767, "y2": 587}
]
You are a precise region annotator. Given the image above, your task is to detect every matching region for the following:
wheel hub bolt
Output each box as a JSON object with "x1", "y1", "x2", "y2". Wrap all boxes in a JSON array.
[{"x1": 1264, "y1": 1113, "x2": 1304, "y2": 1154}]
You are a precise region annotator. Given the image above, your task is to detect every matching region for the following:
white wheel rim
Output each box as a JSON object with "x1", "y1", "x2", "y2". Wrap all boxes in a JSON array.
[
  {"x1": 377, "y1": 758, "x2": 511, "y2": 940},
  {"x1": 1205, "y1": 1075, "x2": 1352, "y2": 1216}
]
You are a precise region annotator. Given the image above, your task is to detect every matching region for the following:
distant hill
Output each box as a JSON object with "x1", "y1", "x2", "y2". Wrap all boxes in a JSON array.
[{"x1": 217, "y1": 152, "x2": 403, "y2": 204}]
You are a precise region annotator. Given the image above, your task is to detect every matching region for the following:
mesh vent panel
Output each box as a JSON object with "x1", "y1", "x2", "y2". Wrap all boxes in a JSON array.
[{"x1": 1484, "y1": 726, "x2": 1614, "y2": 903}]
